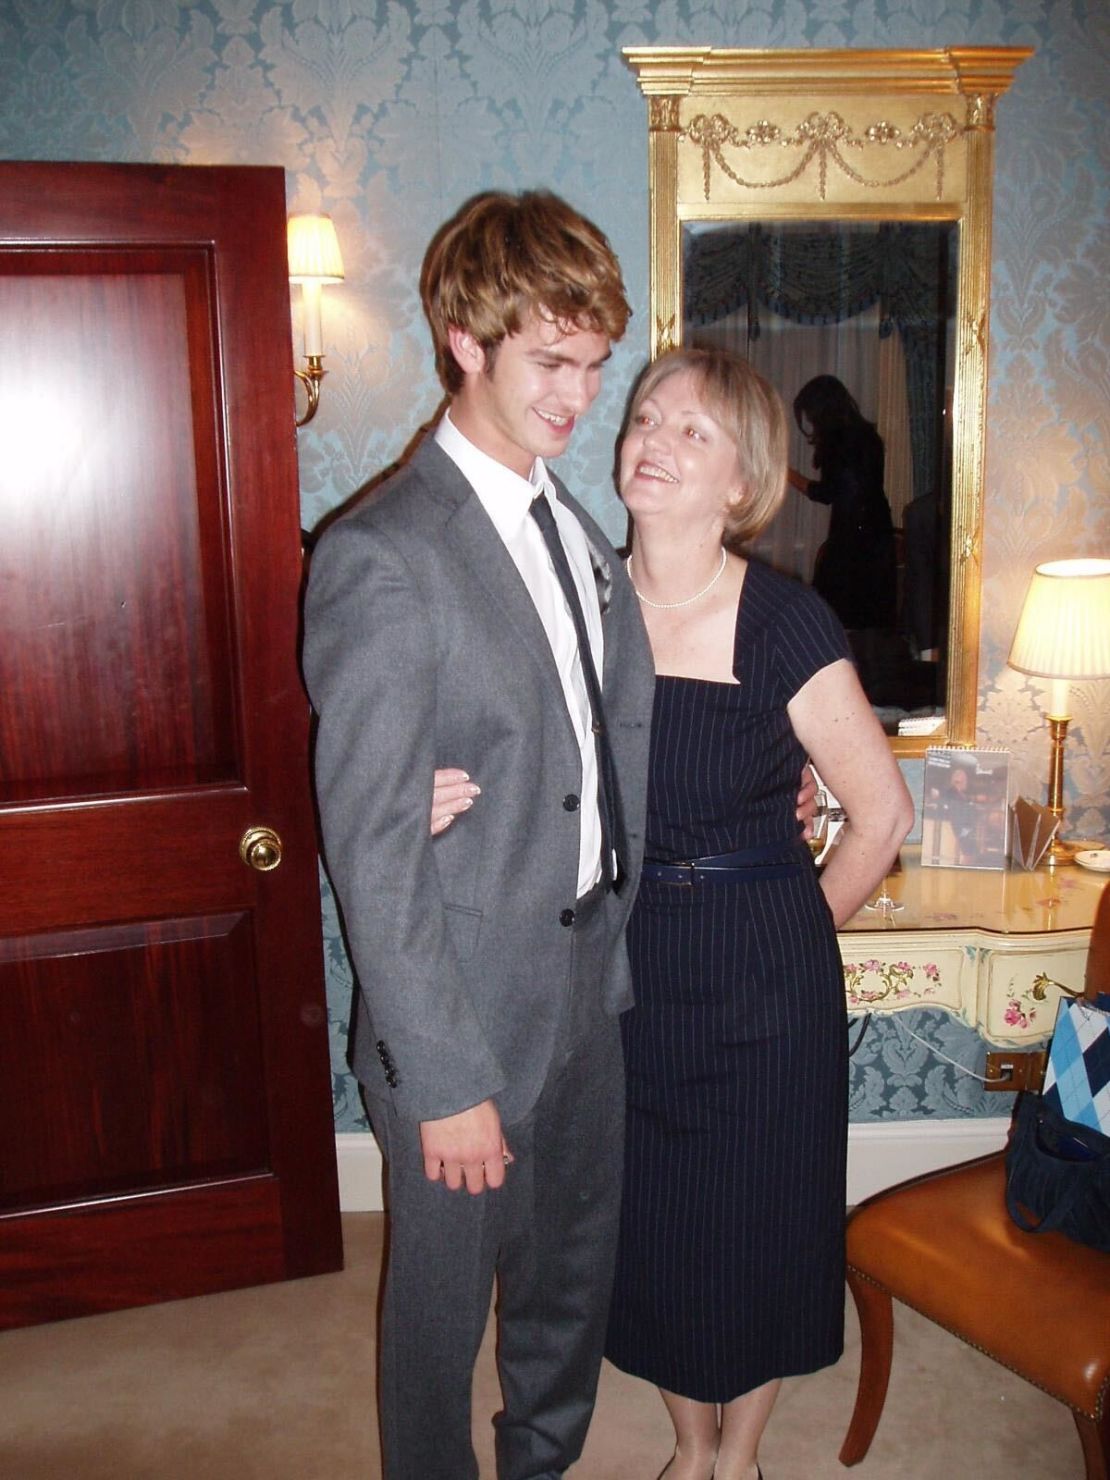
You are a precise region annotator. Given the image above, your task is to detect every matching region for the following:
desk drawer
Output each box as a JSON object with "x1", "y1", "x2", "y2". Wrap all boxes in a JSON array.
[
  {"x1": 980, "y1": 937, "x2": 1088, "y2": 1043},
  {"x1": 838, "y1": 936, "x2": 967, "y2": 1018}
]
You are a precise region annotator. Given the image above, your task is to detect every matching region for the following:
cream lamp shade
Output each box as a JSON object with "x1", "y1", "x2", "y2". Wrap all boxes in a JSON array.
[
  {"x1": 1008, "y1": 558, "x2": 1110, "y2": 716},
  {"x1": 287, "y1": 213, "x2": 345, "y2": 284}
]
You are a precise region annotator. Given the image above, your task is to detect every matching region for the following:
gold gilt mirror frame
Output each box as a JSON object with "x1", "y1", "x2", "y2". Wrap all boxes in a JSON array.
[{"x1": 624, "y1": 46, "x2": 1031, "y2": 757}]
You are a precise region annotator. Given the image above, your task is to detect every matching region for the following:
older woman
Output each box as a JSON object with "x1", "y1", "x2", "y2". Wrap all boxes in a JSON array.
[
  {"x1": 431, "y1": 347, "x2": 912, "y2": 1480},
  {"x1": 602, "y1": 348, "x2": 911, "y2": 1480}
]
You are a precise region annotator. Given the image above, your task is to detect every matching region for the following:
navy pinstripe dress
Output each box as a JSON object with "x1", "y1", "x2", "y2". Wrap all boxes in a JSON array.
[{"x1": 605, "y1": 559, "x2": 851, "y2": 1403}]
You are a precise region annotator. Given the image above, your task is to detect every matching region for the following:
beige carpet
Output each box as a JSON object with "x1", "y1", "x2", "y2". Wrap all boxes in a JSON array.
[{"x1": 0, "y1": 1214, "x2": 1080, "y2": 1478}]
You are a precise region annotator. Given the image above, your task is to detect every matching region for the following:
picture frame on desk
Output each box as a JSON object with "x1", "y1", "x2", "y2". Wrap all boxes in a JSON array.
[{"x1": 921, "y1": 747, "x2": 1011, "y2": 871}]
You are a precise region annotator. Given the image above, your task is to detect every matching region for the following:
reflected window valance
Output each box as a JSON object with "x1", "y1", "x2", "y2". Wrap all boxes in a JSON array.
[{"x1": 684, "y1": 223, "x2": 953, "y2": 504}]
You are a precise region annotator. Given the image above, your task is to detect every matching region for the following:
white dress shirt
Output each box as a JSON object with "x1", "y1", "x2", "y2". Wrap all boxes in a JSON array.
[{"x1": 435, "y1": 412, "x2": 604, "y2": 896}]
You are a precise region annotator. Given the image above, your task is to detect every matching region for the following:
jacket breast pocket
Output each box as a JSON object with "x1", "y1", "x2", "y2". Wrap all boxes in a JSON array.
[{"x1": 444, "y1": 902, "x2": 483, "y2": 962}]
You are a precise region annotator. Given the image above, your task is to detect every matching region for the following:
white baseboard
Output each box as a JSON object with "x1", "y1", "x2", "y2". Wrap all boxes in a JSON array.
[
  {"x1": 335, "y1": 1118, "x2": 1009, "y2": 1214},
  {"x1": 844, "y1": 1117, "x2": 1008, "y2": 1205},
  {"x1": 336, "y1": 1131, "x2": 386, "y2": 1212}
]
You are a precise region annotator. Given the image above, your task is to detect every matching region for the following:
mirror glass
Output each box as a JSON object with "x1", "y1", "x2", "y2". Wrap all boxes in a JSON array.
[
  {"x1": 683, "y1": 218, "x2": 957, "y2": 734},
  {"x1": 625, "y1": 45, "x2": 1033, "y2": 754}
]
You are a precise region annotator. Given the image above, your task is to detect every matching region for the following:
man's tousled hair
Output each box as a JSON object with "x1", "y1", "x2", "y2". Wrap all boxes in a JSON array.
[{"x1": 420, "y1": 190, "x2": 631, "y2": 393}]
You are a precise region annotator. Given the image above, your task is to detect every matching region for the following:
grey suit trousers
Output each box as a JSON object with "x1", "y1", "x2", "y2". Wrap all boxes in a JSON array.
[{"x1": 369, "y1": 890, "x2": 625, "y2": 1480}]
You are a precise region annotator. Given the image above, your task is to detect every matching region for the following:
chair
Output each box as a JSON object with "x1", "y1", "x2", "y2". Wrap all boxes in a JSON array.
[{"x1": 839, "y1": 882, "x2": 1110, "y2": 1479}]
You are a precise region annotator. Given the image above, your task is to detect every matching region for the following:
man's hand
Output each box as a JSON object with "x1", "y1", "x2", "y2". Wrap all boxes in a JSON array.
[{"x1": 420, "y1": 1100, "x2": 513, "y2": 1194}]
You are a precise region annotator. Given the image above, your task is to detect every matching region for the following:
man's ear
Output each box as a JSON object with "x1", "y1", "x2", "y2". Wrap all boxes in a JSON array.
[{"x1": 447, "y1": 324, "x2": 486, "y2": 376}]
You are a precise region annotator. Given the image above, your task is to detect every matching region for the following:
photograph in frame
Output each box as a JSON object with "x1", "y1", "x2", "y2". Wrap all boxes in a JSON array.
[{"x1": 921, "y1": 747, "x2": 1011, "y2": 871}]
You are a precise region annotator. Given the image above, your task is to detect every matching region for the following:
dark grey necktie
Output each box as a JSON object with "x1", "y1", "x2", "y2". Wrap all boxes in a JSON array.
[{"x1": 529, "y1": 493, "x2": 627, "y2": 893}]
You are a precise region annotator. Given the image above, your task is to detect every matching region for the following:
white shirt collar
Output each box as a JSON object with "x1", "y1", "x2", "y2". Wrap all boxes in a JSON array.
[{"x1": 435, "y1": 410, "x2": 556, "y2": 541}]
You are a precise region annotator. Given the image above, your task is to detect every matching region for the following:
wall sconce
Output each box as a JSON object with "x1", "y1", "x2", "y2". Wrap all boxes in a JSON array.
[
  {"x1": 1008, "y1": 557, "x2": 1110, "y2": 864},
  {"x1": 287, "y1": 213, "x2": 344, "y2": 427}
]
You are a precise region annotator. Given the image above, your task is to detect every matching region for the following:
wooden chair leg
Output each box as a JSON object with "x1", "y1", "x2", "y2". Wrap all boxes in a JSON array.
[
  {"x1": 839, "y1": 1270, "x2": 894, "y2": 1467},
  {"x1": 1075, "y1": 1406, "x2": 1110, "y2": 1480}
]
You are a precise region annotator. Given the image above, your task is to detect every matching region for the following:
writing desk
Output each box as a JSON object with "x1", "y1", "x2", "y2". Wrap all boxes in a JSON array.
[{"x1": 837, "y1": 847, "x2": 1106, "y2": 1043}]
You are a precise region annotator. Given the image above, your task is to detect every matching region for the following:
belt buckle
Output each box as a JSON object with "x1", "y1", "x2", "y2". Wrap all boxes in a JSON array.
[{"x1": 674, "y1": 860, "x2": 696, "y2": 887}]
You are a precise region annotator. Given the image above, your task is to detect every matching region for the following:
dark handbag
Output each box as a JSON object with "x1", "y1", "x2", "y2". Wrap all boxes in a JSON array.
[{"x1": 1004, "y1": 1091, "x2": 1110, "y2": 1251}]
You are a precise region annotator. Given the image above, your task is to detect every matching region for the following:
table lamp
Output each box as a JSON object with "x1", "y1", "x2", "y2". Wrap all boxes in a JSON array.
[{"x1": 1008, "y1": 557, "x2": 1110, "y2": 864}]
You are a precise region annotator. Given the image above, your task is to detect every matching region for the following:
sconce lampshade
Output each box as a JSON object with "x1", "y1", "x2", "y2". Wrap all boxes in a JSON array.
[
  {"x1": 1008, "y1": 558, "x2": 1110, "y2": 681},
  {"x1": 287, "y1": 213, "x2": 345, "y2": 284}
]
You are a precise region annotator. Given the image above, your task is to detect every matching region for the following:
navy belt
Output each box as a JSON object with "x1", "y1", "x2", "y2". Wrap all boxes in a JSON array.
[{"x1": 641, "y1": 838, "x2": 808, "y2": 886}]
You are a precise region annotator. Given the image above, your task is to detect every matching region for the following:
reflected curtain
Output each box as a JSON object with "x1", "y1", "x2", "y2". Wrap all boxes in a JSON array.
[
  {"x1": 693, "y1": 304, "x2": 913, "y2": 586},
  {"x1": 684, "y1": 222, "x2": 949, "y2": 513}
]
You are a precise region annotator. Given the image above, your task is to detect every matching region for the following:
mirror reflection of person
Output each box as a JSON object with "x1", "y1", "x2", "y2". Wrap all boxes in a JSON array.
[
  {"x1": 787, "y1": 374, "x2": 898, "y2": 637},
  {"x1": 434, "y1": 348, "x2": 912, "y2": 1479}
]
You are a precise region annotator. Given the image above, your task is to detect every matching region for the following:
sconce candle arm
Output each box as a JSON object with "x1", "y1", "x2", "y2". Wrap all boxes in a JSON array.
[{"x1": 294, "y1": 355, "x2": 325, "y2": 428}]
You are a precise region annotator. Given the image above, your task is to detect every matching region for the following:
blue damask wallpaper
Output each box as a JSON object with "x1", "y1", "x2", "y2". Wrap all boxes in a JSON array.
[{"x1": 2, "y1": 1, "x2": 1107, "y2": 1129}]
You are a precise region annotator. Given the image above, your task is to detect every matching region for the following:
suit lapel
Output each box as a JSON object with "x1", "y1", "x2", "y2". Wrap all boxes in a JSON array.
[
  {"x1": 413, "y1": 439, "x2": 635, "y2": 728},
  {"x1": 551, "y1": 475, "x2": 615, "y2": 619},
  {"x1": 556, "y1": 483, "x2": 635, "y2": 700},
  {"x1": 413, "y1": 440, "x2": 579, "y2": 728}
]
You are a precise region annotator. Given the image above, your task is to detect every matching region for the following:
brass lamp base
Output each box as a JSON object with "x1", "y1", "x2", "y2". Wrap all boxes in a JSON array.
[
  {"x1": 1045, "y1": 835, "x2": 1078, "y2": 867},
  {"x1": 1043, "y1": 714, "x2": 1076, "y2": 866}
]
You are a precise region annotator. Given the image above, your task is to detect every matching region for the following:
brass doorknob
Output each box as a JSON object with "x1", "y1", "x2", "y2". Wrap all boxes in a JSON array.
[{"x1": 239, "y1": 825, "x2": 283, "y2": 872}]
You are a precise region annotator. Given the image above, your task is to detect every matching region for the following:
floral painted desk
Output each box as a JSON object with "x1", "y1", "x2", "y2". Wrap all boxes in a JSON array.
[{"x1": 837, "y1": 847, "x2": 1107, "y2": 1044}]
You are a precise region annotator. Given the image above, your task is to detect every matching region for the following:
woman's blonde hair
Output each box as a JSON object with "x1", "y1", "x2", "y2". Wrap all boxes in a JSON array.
[
  {"x1": 420, "y1": 191, "x2": 631, "y2": 393},
  {"x1": 628, "y1": 347, "x2": 788, "y2": 545}
]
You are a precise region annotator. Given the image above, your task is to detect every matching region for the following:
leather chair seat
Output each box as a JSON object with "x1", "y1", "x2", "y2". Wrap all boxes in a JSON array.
[{"x1": 846, "y1": 1150, "x2": 1110, "y2": 1419}]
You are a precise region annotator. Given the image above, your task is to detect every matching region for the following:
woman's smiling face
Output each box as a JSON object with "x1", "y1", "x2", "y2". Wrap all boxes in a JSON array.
[{"x1": 619, "y1": 368, "x2": 744, "y2": 538}]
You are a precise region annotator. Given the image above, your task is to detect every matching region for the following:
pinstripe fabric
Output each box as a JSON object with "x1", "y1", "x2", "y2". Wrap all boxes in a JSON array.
[{"x1": 606, "y1": 560, "x2": 852, "y2": 1403}]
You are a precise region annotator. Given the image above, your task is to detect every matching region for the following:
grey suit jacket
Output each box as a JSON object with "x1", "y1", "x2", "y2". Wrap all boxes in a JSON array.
[{"x1": 302, "y1": 436, "x2": 655, "y2": 1126}]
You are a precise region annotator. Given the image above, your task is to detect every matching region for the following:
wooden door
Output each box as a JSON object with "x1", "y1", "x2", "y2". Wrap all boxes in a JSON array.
[{"x1": 0, "y1": 163, "x2": 342, "y2": 1329}]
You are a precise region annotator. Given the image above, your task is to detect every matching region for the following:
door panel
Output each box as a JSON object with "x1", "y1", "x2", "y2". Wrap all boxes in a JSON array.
[
  {"x1": 0, "y1": 913, "x2": 266, "y2": 1211},
  {"x1": 0, "y1": 250, "x2": 236, "y2": 800},
  {"x1": 0, "y1": 163, "x2": 341, "y2": 1329}
]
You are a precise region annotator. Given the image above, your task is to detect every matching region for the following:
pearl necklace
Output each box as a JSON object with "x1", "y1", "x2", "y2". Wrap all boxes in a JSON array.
[{"x1": 627, "y1": 548, "x2": 727, "y2": 610}]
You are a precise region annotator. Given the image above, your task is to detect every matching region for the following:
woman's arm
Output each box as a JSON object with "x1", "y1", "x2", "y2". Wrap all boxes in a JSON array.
[
  {"x1": 429, "y1": 769, "x2": 817, "y2": 839},
  {"x1": 787, "y1": 658, "x2": 914, "y2": 927}
]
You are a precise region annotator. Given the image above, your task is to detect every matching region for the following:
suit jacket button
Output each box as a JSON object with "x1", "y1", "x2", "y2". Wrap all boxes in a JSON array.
[
  {"x1": 563, "y1": 793, "x2": 580, "y2": 811},
  {"x1": 560, "y1": 908, "x2": 575, "y2": 927}
]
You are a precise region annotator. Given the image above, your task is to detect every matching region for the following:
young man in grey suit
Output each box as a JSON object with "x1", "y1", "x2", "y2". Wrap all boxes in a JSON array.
[{"x1": 302, "y1": 191, "x2": 656, "y2": 1479}]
